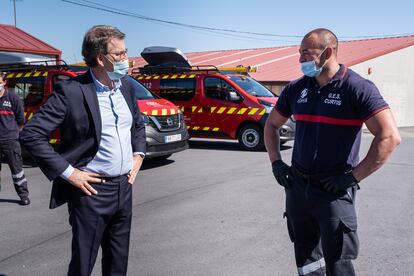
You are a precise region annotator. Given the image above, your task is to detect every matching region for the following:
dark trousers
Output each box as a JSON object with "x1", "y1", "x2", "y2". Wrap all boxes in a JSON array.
[
  {"x1": 67, "y1": 175, "x2": 132, "y2": 276},
  {"x1": 285, "y1": 168, "x2": 359, "y2": 276},
  {"x1": 0, "y1": 139, "x2": 29, "y2": 198}
]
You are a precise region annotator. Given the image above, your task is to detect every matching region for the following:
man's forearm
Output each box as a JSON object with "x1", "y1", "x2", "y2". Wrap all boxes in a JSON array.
[{"x1": 264, "y1": 122, "x2": 282, "y2": 163}]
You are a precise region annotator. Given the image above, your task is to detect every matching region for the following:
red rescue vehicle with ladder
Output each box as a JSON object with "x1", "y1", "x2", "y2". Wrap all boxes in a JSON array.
[
  {"x1": 132, "y1": 47, "x2": 295, "y2": 151},
  {"x1": 0, "y1": 58, "x2": 189, "y2": 159}
]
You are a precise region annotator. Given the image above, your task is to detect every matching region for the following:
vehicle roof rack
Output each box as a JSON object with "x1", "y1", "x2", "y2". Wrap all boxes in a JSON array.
[
  {"x1": 132, "y1": 65, "x2": 219, "y2": 75},
  {"x1": 0, "y1": 60, "x2": 69, "y2": 72}
]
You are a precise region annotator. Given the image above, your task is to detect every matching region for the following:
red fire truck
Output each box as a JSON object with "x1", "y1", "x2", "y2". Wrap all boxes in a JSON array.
[
  {"x1": 1, "y1": 59, "x2": 189, "y2": 159},
  {"x1": 132, "y1": 47, "x2": 295, "y2": 151}
]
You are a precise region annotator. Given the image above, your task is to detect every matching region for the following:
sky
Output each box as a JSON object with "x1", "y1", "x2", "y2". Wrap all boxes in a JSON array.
[{"x1": 1, "y1": 0, "x2": 413, "y2": 64}]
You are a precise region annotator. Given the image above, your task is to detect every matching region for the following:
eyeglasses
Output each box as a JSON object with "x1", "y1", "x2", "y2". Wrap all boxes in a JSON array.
[{"x1": 106, "y1": 49, "x2": 128, "y2": 59}]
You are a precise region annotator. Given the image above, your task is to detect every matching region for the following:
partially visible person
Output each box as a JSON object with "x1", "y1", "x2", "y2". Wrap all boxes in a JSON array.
[
  {"x1": 0, "y1": 72, "x2": 30, "y2": 205},
  {"x1": 264, "y1": 28, "x2": 401, "y2": 275},
  {"x1": 20, "y1": 25, "x2": 146, "y2": 275}
]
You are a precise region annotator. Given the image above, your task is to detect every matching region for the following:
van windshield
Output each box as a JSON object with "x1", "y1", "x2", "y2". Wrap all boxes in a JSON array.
[
  {"x1": 229, "y1": 76, "x2": 275, "y2": 97},
  {"x1": 130, "y1": 78, "x2": 156, "y2": 100}
]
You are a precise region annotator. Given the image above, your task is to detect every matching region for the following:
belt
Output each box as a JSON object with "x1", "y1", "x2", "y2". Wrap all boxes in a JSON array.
[
  {"x1": 290, "y1": 166, "x2": 332, "y2": 190},
  {"x1": 101, "y1": 174, "x2": 128, "y2": 183},
  {"x1": 290, "y1": 166, "x2": 324, "y2": 182}
]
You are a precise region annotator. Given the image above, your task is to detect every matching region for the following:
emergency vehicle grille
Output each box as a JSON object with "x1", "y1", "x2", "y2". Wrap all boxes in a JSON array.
[{"x1": 149, "y1": 114, "x2": 181, "y2": 131}]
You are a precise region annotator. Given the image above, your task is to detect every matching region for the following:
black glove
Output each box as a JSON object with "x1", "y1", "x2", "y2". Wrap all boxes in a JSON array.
[
  {"x1": 321, "y1": 171, "x2": 358, "y2": 194},
  {"x1": 272, "y1": 160, "x2": 291, "y2": 188}
]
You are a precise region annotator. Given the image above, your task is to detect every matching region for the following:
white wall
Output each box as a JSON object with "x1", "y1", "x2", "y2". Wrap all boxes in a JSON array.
[{"x1": 350, "y1": 46, "x2": 414, "y2": 127}]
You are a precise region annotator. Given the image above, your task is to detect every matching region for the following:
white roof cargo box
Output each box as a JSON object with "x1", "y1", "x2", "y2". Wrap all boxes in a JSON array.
[
  {"x1": 0, "y1": 51, "x2": 56, "y2": 65},
  {"x1": 140, "y1": 46, "x2": 192, "y2": 68}
]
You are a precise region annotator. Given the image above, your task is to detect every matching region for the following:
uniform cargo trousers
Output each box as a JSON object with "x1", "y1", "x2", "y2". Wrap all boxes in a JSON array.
[
  {"x1": 0, "y1": 139, "x2": 29, "y2": 198},
  {"x1": 285, "y1": 168, "x2": 359, "y2": 276}
]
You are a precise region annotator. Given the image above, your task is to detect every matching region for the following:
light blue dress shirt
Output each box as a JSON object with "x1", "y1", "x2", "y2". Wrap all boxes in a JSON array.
[{"x1": 61, "y1": 70, "x2": 136, "y2": 178}]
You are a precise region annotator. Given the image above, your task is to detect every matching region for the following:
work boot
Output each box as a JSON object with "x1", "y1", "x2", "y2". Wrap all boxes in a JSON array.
[{"x1": 19, "y1": 197, "x2": 30, "y2": 206}]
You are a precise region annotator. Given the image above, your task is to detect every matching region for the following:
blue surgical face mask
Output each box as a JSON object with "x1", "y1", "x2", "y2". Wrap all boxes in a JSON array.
[
  {"x1": 104, "y1": 56, "x2": 129, "y2": 80},
  {"x1": 300, "y1": 48, "x2": 327, "y2": 77}
]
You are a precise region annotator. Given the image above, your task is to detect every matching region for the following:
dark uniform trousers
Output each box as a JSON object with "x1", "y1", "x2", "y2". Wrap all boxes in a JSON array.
[
  {"x1": 0, "y1": 139, "x2": 29, "y2": 198},
  {"x1": 285, "y1": 167, "x2": 359, "y2": 276},
  {"x1": 67, "y1": 174, "x2": 132, "y2": 276}
]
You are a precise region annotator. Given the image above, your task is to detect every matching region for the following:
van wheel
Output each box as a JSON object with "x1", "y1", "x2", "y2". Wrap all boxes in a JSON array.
[{"x1": 238, "y1": 124, "x2": 264, "y2": 151}]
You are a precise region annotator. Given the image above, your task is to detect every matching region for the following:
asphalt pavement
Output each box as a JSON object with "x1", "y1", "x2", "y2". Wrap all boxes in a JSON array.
[{"x1": 0, "y1": 128, "x2": 413, "y2": 276}]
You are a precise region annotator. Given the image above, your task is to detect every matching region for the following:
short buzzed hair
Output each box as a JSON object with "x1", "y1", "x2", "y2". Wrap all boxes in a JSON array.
[
  {"x1": 303, "y1": 28, "x2": 339, "y2": 53},
  {"x1": 81, "y1": 25, "x2": 125, "y2": 67}
]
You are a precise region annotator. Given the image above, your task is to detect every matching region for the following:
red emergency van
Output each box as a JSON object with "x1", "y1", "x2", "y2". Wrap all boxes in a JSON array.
[
  {"x1": 1, "y1": 59, "x2": 189, "y2": 159},
  {"x1": 132, "y1": 47, "x2": 295, "y2": 151}
]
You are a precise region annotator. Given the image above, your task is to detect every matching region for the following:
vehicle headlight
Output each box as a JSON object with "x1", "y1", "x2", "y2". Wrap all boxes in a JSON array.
[
  {"x1": 141, "y1": 113, "x2": 150, "y2": 125},
  {"x1": 258, "y1": 99, "x2": 275, "y2": 114},
  {"x1": 178, "y1": 112, "x2": 184, "y2": 122},
  {"x1": 264, "y1": 106, "x2": 273, "y2": 113}
]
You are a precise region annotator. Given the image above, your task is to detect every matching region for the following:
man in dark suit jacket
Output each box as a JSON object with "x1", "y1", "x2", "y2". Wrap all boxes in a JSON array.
[{"x1": 20, "y1": 25, "x2": 146, "y2": 276}]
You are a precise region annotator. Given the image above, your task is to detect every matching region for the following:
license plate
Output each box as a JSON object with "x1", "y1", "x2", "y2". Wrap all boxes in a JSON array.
[{"x1": 165, "y1": 134, "x2": 182, "y2": 143}]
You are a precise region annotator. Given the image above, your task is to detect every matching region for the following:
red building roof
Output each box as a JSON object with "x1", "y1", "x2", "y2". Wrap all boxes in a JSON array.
[
  {"x1": 131, "y1": 35, "x2": 414, "y2": 82},
  {"x1": 0, "y1": 24, "x2": 61, "y2": 57}
]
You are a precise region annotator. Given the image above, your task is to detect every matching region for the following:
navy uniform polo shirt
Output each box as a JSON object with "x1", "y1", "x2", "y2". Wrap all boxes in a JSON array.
[{"x1": 275, "y1": 64, "x2": 389, "y2": 174}]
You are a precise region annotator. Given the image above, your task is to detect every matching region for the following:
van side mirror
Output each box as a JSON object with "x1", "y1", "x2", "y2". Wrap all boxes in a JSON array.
[{"x1": 227, "y1": 91, "x2": 242, "y2": 102}]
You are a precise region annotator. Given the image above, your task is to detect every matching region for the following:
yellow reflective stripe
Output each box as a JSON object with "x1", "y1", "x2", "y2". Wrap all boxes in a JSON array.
[
  {"x1": 189, "y1": 74, "x2": 196, "y2": 78},
  {"x1": 179, "y1": 74, "x2": 187, "y2": 78},
  {"x1": 197, "y1": 107, "x2": 203, "y2": 113},
  {"x1": 217, "y1": 107, "x2": 226, "y2": 114},
  {"x1": 24, "y1": 72, "x2": 32, "y2": 77},
  {"x1": 191, "y1": 106, "x2": 198, "y2": 112},
  {"x1": 212, "y1": 127, "x2": 220, "y2": 131},
  {"x1": 170, "y1": 109, "x2": 176, "y2": 115},
  {"x1": 153, "y1": 75, "x2": 160, "y2": 79},
  {"x1": 49, "y1": 139, "x2": 57, "y2": 144},
  {"x1": 145, "y1": 76, "x2": 152, "y2": 80},
  {"x1": 137, "y1": 76, "x2": 144, "y2": 80},
  {"x1": 27, "y1": 113, "x2": 34, "y2": 120},
  {"x1": 33, "y1": 72, "x2": 42, "y2": 77},
  {"x1": 181, "y1": 106, "x2": 185, "y2": 112},
  {"x1": 161, "y1": 109, "x2": 167, "y2": 115},
  {"x1": 203, "y1": 127, "x2": 210, "y2": 131},
  {"x1": 16, "y1": 73, "x2": 24, "y2": 78},
  {"x1": 193, "y1": 126, "x2": 200, "y2": 130},
  {"x1": 210, "y1": 107, "x2": 217, "y2": 113},
  {"x1": 259, "y1": 108, "x2": 266, "y2": 115},
  {"x1": 151, "y1": 110, "x2": 158, "y2": 115},
  {"x1": 142, "y1": 111, "x2": 148, "y2": 115},
  {"x1": 42, "y1": 72, "x2": 48, "y2": 76},
  {"x1": 6, "y1": 73, "x2": 14, "y2": 78},
  {"x1": 248, "y1": 108, "x2": 259, "y2": 115},
  {"x1": 186, "y1": 125, "x2": 190, "y2": 129},
  {"x1": 237, "y1": 108, "x2": 248, "y2": 114},
  {"x1": 227, "y1": 107, "x2": 237, "y2": 114},
  {"x1": 171, "y1": 74, "x2": 178, "y2": 79}
]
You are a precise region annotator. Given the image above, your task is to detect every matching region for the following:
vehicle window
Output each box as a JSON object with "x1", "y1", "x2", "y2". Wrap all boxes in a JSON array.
[
  {"x1": 204, "y1": 77, "x2": 236, "y2": 101},
  {"x1": 6, "y1": 76, "x2": 46, "y2": 107},
  {"x1": 159, "y1": 79, "x2": 196, "y2": 101},
  {"x1": 52, "y1": 75, "x2": 71, "y2": 90},
  {"x1": 229, "y1": 76, "x2": 275, "y2": 97},
  {"x1": 130, "y1": 78, "x2": 156, "y2": 100}
]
